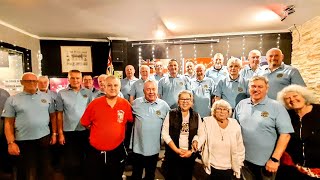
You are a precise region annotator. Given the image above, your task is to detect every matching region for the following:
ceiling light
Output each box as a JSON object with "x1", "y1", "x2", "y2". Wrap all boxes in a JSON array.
[
  {"x1": 255, "y1": 10, "x2": 279, "y2": 21},
  {"x1": 155, "y1": 29, "x2": 166, "y2": 39},
  {"x1": 166, "y1": 22, "x2": 176, "y2": 30}
]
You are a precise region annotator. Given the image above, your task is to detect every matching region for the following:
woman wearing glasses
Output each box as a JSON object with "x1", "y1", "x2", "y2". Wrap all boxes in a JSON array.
[
  {"x1": 161, "y1": 90, "x2": 203, "y2": 180},
  {"x1": 195, "y1": 99, "x2": 245, "y2": 180}
]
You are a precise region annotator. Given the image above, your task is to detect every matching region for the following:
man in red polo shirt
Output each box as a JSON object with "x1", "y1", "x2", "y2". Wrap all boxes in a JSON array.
[{"x1": 81, "y1": 75, "x2": 133, "y2": 180}]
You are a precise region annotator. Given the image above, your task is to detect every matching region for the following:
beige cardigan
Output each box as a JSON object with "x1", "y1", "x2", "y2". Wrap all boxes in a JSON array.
[{"x1": 198, "y1": 117, "x2": 245, "y2": 178}]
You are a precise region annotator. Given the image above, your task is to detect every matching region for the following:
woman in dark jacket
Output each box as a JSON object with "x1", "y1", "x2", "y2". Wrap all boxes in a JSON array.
[
  {"x1": 277, "y1": 84, "x2": 320, "y2": 179},
  {"x1": 161, "y1": 90, "x2": 203, "y2": 180}
]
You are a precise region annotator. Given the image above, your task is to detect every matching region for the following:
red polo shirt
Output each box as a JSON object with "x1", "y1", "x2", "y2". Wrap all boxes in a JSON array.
[{"x1": 81, "y1": 96, "x2": 133, "y2": 151}]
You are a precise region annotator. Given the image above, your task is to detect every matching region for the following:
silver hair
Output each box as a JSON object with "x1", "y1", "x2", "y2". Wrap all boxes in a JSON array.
[
  {"x1": 212, "y1": 53, "x2": 224, "y2": 61},
  {"x1": 266, "y1": 48, "x2": 283, "y2": 56},
  {"x1": 38, "y1": 75, "x2": 49, "y2": 81},
  {"x1": 277, "y1": 84, "x2": 317, "y2": 109},
  {"x1": 248, "y1": 49, "x2": 262, "y2": 57},
  {"x1": 144, "y1": 79, "x2": 158, "y2": 89},
  {"x1": 248, "y1": 75, "x2": 269, "y2": 87},
  {"x1": 211, "y1": 99, "x2": 233, "y2": 117},
  {"x1": 195, "y1": 63, "x2": 205, "y2": 70},
  {"x1": 227, "y1": 57, "x2": 242, "y2": 68}
]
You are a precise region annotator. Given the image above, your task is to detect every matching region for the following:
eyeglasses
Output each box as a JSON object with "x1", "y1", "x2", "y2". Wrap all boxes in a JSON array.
[
  {"x1": 179, "y1": 98, "x2": 191, "y2": 102},
  {"x1": 215, "y1": 107, "x2": 229, "y2": 112},
  {"x1": 22, "y1": 80, "x2": 38, "y2": 83}
]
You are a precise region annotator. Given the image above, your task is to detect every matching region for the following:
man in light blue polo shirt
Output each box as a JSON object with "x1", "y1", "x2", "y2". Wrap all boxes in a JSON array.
[
  {"x1": 191, "y1": 64, "x2": 215, "y2": 118},
  {"x1": 184, "y1": 61, "x2": 196, "y2": 80},
  {"x1": 131, "y1": 80, "x2": 170, "y2": 180},
  {"x1": 129, "y1": 65, "x2": 152, "y2": 104},
  {"x1": 56, "y1": 69, "x2": 92, "y2": 179},
  {"x1": 257, "y1": 48, "x2": 306, "y2": 100},
  {"x1": 153, "y1": 61, "x2": 167, "y2": 82},
  {"x1": 214, "y1": 57, "x2": 249, "y2": 109},
  {"x1": 2, "y1": 72, "x2": 57, "y2": 179},
  {"x1": 158, "y1": 59, "x2": 191, "y2": 109},
  {"x1": 234, "y1": 76, "x2": 293, "y2": 180},
  {"x1": 240, "y1": 49, "x2": 262, "y2": 80},
  {"x1": 205, "y1": 53, "x2": 228, "y2": 85},
  {"x1": 121, "y1": 65, "x2": 138, "y2": 100}
]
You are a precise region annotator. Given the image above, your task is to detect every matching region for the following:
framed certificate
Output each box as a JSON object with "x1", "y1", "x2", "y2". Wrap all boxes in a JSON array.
[{"x1": 60, "y1": 46, "x2": 93, "y2": 73}]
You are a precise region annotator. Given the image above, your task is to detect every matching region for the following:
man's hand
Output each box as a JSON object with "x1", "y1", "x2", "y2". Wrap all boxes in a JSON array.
[
  {"x1": 180, "y1": 150, "x2": 193, "y2": 158},
  {"x1": 192, "y1": 141, "x2": 198, "y2": 152},
  {"x1": 8, "y1": 143, "x2": 20, "y2": 156},
  {"x1": 50, "y1": 135, "x2": 57, "y2": 145},
  {"x1": 265, "y1": 159, "x2": 280, "y2": 173},
  {"x1": 59, "y1": 133, "x2": 65, "y2": 145}
]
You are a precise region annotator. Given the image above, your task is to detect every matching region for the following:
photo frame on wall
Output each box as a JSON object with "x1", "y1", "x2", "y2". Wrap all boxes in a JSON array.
[{"x1": 60, "y1": 46, "x2": 93, "y2": 73}]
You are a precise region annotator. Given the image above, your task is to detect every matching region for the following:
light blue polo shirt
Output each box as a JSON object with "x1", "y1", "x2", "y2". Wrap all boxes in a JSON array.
[
  {"x1": 239, "y1": 64, "x2": 261, "y2": 80},
  {"x1": 234, "y1": 97, "x2": 294, "y2": 166},
  {"x1": 56, "y1": 87, "x2": 92, "y2": 131},
  {"x1": 2, "y1": 91, "x2": 55, "y2": 140},
  {"x1": 205, "y1": 66, "x2": 228, "y2": 84},
  {"x1": 214, "y1": 76, "x2": 249, "y2": 109},
  {"x1": 184, "y1": 73, "x2": 196, "y2": 81},
  {"x1": 257, "y1": 63, "x2": 306, "y2": 99},
  {"x1": 131, "y1": 97, "x2": 170, "y2": 156},
  {"x1": 129, "y1": 79, "x2": 147, "y2": 99},
  {"x1": 190, "y1": 77, "x2": 215, "y2": 118},
  {"x1": 158, "y1": 75, "x2": 191, "y2": 109},
  {"x1": 120, "y1": 77, "x2": 138, "y2": 100},
  {"x1": 153, "y1": 73, "x2": 168, "y2": 82}
]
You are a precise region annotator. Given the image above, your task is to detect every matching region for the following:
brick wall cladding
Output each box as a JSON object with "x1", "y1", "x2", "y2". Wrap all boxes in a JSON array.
[{"x1": 292, "y1": 16, "x2": 320, "y2": 102}]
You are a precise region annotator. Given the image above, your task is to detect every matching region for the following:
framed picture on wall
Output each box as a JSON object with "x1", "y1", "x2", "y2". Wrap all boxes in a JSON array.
[{"x1": 60, "y1": 46, "x2": 93, "y2": 73}]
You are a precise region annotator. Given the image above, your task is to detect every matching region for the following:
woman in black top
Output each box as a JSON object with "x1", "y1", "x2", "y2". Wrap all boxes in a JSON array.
[{"x1": 277, "y1": 84, "x2": 320, "y2": 179}]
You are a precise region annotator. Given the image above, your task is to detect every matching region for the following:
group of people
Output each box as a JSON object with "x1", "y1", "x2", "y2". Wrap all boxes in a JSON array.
[{"x1": 0, "y1": 47, "x2": 319, "y2": 180}]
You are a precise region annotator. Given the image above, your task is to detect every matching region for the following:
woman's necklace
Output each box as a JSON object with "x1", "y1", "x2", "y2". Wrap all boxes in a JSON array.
[
  {"x1": 219, "y1": 127, "x2": 224, "y2": 141},
  {"x1": 217, "y1": 119, "x2": 228, "y2": 141}
]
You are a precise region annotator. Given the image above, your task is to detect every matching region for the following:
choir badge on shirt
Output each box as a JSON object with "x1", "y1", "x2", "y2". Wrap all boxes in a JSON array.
[
  {"x1": 156, "y1": 110, "x2": 161, "y2": 116},
  {"x1": 204, "y1": 84, "x2": 208, "y2": 89},
  {"x1": 179, "y1": 82, "x2": 184, "y2": 86},
  {"x1": 117, "y1": 110, "x2": 125, "y2": 123},
  {"x1": 41, "y1": 99, "x2": 47, "y2": 103},
  {"x1": 83, "y1": 94, "x2": 88, "y2": 98},
  {"x1": 276, "y1": 73, "x2": 283, "y2": 78},
  {"x1": 238, "y1": 87, "x2": 243, "y2": 92},
  {"x1": 261, "y1": 111, "x2": 269, "y2": 118}
]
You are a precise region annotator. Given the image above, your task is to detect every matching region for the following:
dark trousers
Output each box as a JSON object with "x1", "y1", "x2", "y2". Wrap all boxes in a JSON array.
[
  {"x1": 166, "y1": 153, "x2": 196, "y2": 180},
  {"x1": 207, "y1": 167, "x2": 233, "y2": 180},
  {"x1": 13, "y1": 135, "x2": 52, "y2": 180},
  {"x1": 62, "y1": 130, "x2": 89, "y2": 180},
  {"x1": 0, "y1": 131, "x2": 13, "y2": 173},
  {"x1": 85, "y1": 143, "x2": 127, "y2": 180},
  {"x1": 131, "y1": 152, "x2": 159, "y2": 180},
  {"x1": 244, "y1": 160, "x2": 276, "y2": 180}
]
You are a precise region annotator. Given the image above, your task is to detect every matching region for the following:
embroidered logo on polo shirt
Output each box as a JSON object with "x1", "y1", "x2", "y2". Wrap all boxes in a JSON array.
[
  {"x1": 156, "y1": 110, "x2": 161, "y2": 116},
  {"x1": 204, "y1": 84, "x2": 208, "y2": 89},
  {"x1": 261, "y1": 111, "x2": 269, "y2": 118},
  {"x1": 179, "y1": 82, "x2": 184, "y2": 86},
  {"x1": 117, "y1": 110, "x2": 125, "y2": 123},
  {"x1": 277, "y1": 73, "x2": 283, "y2": 78},
  {"x1": 41, "y1": 99, "x2": 47, "y2": 103},
  {"x1": 83, "y1": 94, "x2": 88, "y2": 98},
  {"x1": 238, "y1": 87, "x2": 243, "y2": 92}
]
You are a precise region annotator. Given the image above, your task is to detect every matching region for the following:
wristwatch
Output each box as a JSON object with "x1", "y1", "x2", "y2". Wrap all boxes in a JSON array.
[{"x1": 270, "y1": 157, "x2": 279, "y2": 163}]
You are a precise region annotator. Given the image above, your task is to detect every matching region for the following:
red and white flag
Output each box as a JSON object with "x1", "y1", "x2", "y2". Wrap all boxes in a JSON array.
[{"x1": 107, "y1": 48, "x2": 114, "y2": 75}]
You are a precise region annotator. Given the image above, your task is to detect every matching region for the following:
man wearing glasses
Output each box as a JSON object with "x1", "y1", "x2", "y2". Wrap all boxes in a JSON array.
[
  {"x1": 2, "y1": 72, "x2": 57, "y2": 179},
  {"x1": 153, "y1": 61, "x2": 167, "y2": 82}
]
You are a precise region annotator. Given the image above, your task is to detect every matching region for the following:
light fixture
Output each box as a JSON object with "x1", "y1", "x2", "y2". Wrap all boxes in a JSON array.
[{"x1": 280, "y1": 5, "x2": 295, "y2": 21}]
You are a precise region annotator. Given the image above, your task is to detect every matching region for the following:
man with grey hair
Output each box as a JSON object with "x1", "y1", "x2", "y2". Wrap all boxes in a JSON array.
[
  {"x1": 214, "y1": 57, "x2": 248, "y2": 109},
  {"x1": 129, "y1": 65, "x2": 152, "y2": 104},
  {"x1": 257, "y1": 48, "x2": 306, "y2": 100},
  {"x1": 240, "y1": 49, "x2": 262, "y2": 80},
  {"x1": 234, "y1": 75, "x2": 294, "y2": 180},
  {"x1": 205, "y1": 53, "x2": 228, "y2": 84},
  {"x1": 130, "y1": 79, "x2": 170, "y2": 180},
  {"x1": 121, "y1": 65, "x2": 138, "y2": 100},
  {"x1": 190, "y1": 64, "x2": 215, "y2": 118}
]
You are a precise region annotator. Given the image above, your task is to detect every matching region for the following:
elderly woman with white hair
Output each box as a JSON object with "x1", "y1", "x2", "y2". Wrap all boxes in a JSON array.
[
  {"x1": 276, "y1": 84, "x2": 320, "y2": 179},
  {"x1": 194, "y1": 99, "x2": 245, "y2": 180}
]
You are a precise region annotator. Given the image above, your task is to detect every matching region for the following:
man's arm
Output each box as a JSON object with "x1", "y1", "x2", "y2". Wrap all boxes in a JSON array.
[
  {"x1": 49, "y1": 112, "x2": 58, "y2": 145},
  {"x1": 265, "y1": 133, "x2": 291, "y2": 173},
  {"x1": 4, "y1": 117, "x2": 20, "y2": 155},
  {"x1": 56, "y1": 111, "x2": 65, "y2": 145}
]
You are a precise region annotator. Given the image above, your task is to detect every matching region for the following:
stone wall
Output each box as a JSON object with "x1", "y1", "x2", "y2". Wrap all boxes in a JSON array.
[
  {"x1": 291, "y1": 16, "x2": 320, "y2": 102},
  {"x1": 0, "y1": 24, "x2": 41, "y2": 75}
]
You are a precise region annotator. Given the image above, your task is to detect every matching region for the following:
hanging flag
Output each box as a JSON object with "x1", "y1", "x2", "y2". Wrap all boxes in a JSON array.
[{"x1": 107, "y1": 48, "x2": 114, "y2": 75}]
